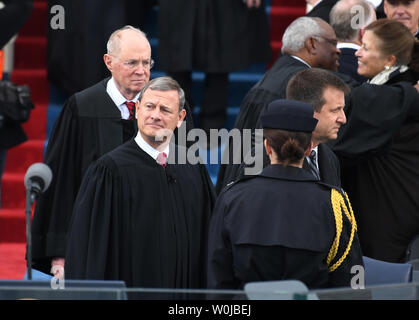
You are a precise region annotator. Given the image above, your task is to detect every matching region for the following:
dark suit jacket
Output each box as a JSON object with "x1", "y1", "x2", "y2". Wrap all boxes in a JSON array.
[
  {"x1": 305, "y1": 0, "x2": 338, "y2": 23},
  {"x1": 216, "y1": 55, "x2": 310, "y2": 193},
  {"x1": 338, "y1": 47, "x2": 368, "y2": 83}
]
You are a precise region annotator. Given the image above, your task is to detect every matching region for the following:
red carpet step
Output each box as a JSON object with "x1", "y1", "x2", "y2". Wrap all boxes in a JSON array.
[{"x1": 0, "y1": 243, "x2": 27, "y2": 280}]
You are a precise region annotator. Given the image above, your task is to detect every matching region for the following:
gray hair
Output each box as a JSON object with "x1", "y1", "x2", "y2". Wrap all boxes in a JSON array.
[
  {"x1": 330, "y1": 0, "x2": 376, "y2": 42},
  {"x1": 138, "y1": 76, "x2": 186, "y2": 111},
  {"x1": 106, "y1": 25, "x2": 147, "y2": 55},
  {"x1": 281, "y1": 17, "x2": 323, "y2": 54}
]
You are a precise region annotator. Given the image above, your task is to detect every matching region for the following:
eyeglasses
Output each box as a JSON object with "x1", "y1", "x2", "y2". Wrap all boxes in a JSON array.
[
  {"x1": 313, "y1": 36, "x2": 338, "y2": 47},
  {"x1": 113, "y1": 56, "x2": 155, "y2": 70}
]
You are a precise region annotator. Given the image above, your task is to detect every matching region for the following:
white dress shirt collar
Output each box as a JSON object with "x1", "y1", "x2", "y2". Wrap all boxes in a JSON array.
[
  {"x1": 106, "y1": 77, "x2": 140, "y2": 119},
  {"x1": 134, "y1": 131, "x2": 170, "y2": 161}
]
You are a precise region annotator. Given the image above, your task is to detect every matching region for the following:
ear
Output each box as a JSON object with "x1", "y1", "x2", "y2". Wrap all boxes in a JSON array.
[
  {"x1": 358, "y1": 27, "x2": 365, "y2": 44},
  {"x1": 305, "y1": 37, "x2": 317, "y2": 54},
  {"x1": 177, "y1": 109, "x2": 187, "y2": 128},
  {"x1": 104, "y1": 54, "x2": 113, "y2": 72},
  {"x1": 264, "y1": 139, "x2": 272, "y2": 155},
  {"x1": 386, "y1": 54, "x2": 397, "y2": 68}
]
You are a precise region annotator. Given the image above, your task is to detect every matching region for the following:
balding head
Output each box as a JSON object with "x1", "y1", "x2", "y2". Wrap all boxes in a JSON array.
[{"x1": 330, "y1": 0, "x2": 377, "y2": 43}]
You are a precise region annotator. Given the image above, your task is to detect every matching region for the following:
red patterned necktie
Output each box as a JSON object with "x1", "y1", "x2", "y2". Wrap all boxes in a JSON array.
[
  {"x1": 156, "y1": 152, "x2": 167, "y2": 168},
  {"x1": 125, "y1": 101, "x2": 135, "y2": 120}
]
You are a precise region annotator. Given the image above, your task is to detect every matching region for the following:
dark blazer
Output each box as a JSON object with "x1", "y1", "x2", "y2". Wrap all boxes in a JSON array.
[
  {"x1": 338, "y1": 47, "x2": 368, "y2": 83},
  {"x1": 208, "y1": 164, "x2": 363, "y2": 289},
  {"x1": 216, "y1": 55, "x2": 310, "y2": 193},
  {"x1": 308, "y1": 143, "x2": 341, "y2": 187},
  {"x1": 305, "y1": 0, "x2": 339, "y2": 23}
]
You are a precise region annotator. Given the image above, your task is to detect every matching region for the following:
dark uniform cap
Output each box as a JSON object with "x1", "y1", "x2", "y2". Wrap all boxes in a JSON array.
[{"x1": 260, "y1": 99, "x2": 318, "y2": 132}]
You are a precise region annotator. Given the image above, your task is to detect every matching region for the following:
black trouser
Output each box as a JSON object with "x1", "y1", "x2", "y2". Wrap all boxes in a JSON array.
[{"x1": 168, "y1": 71, "x2": 228, "y2": 131}]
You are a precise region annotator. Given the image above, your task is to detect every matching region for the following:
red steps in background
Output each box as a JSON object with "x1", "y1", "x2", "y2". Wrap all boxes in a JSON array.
[
  {"x1": 270, "y1": 0, "x2": 307, "y2": 61},
  {"x1": 0, "y1": 0, "x2": 48, "y2": 279}
]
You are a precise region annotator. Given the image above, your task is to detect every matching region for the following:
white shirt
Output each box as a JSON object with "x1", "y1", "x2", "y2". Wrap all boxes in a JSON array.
[
  {"x1": 291, "y1": 55, "x2": 311, "y2": 68},
  {"x1": 337, "y1": 42, "x2": 361, "y2": 51},
  {"x1": 134, "y1": 131, "x2": 170, "y2": 162},
  {"x1": 307, "y1": 145, "x2": 320, "y2": 173},
  {"x1": 106, "y1": 77, "x2": 140, "y2": 120}
]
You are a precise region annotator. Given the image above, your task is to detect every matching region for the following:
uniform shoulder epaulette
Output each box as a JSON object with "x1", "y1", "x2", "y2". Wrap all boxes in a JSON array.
[{"x1": 327, "y1": 188, "x2": 358, "y2": 273}]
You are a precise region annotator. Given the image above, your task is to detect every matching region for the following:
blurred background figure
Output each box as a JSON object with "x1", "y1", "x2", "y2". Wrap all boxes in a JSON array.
[
  {"x1": 157, "y1": 0, "x2": 272, "y2": 134},
  {"x1": 330, "y1": 0, "x2": 377, "y2": 83},
  {"x1": 306, "y1": 0, "x2": 339, "y2": 22},
  {"x1": 382, "y1": 0, "x2": 419, "y2": 38},
  {"x1": 0, "y1": 0, "x2": 34, "y2": 208},
  {"x1": 47, "y1": 0, "x2": 156, "y2": 96}
]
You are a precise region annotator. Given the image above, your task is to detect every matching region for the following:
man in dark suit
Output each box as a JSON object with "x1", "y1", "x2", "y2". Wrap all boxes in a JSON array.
[
  {"x1": 330, "y1": 0, "x2": 377, "y2": 83},
  {"x1": 233, "y1": 68, "x2": 350, "y2": 188},
  {"x1": 306, "y1": 0, "x2": 339, "y2": 23},
  {"x1": 216, "y1": 16, "x2": 341, "y2": 192},
  {"x1": 286, "y1": 68, "x2": 350, "y2": 186}
]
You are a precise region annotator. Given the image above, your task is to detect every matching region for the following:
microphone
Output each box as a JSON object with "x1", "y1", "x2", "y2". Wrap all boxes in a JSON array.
[
  {"x1": 24, "y1": 163, "x2": 53, "y2": 202},
  {"x1": 24, "y1": 163, "x2": 52, "y2": 280}
]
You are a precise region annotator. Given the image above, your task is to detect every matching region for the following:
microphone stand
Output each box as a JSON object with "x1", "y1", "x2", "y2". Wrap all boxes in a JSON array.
[{"x1": 25, "y1": 186, "x2": 36, "y2": 280}]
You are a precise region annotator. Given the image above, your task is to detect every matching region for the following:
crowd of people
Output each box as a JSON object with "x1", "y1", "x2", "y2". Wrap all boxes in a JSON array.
[{"x1": 3, "y1": 0, "x2": 419, "y2": 294}]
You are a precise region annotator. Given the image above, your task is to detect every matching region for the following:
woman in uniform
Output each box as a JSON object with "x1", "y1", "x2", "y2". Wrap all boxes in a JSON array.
[{"x1": 207, "y1": 99, "x2": 363, "y2": 290}]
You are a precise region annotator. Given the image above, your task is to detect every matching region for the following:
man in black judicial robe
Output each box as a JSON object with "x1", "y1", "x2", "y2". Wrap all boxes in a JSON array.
[
  {"x1": 31, "y1": 27, "x2": 175, "y2": 276},
  {"x1": 216, "y1": 17, "x2": 341, "y2": 193},
  {"x1": 65, "y1": 77, "x2": 215, "y2": 289},
  {"x1": 47, "y1": 0, "x2": 156, "y2": 95},
  {"x1": 31, "y1": 27, "x2": 196, "y2": 277}
]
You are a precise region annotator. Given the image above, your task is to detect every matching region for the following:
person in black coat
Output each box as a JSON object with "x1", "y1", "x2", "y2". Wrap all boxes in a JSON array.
[
  {"x1": 30, "y1": 27, "x2": 154, "y2": 277},
  {"x1": 207, "y1": 99, "x2": 363, "y2": 290},
  {"x1": 227, "y1": 68, "x2": 350, "y2": 189},
  {"x1": 215, "y1": 16, "x2": 341, "y2": 192},
  {"x1": 66, "y1": 77, "x2": 215, "y2": 290},
  {"x1": 331, "y1": 19, "x2": 419, "y2": 262},
  {"x1": 0, "y1": 0, "x2": 33, "y2": 207},
  {"x1": 306, "y1": 0, "x2": 339, "y2": 23},
  {"x1": 157, "y1": 0, "x2": 272, "y2": 132}
]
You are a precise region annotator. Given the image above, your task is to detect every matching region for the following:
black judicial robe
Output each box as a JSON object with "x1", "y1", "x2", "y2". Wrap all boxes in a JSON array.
[
  {"x1": 215, "y1": 55, "x2": 309, "y2": 193},
  {"x1": 30, "y1": 79, "x2": 136, "y2": 274},
  {"x1": 208, "y1": 165, "x2": 363, "y2": 290},
  {"x1": 30, "y1": 78, "x2": 196, "y2": 274},
  {"x1": 65, "y1": 139, "x2": 215, "y2": 289},
  {"x1": 331, "y1": 77, "x2": 419, "y2": 262}
]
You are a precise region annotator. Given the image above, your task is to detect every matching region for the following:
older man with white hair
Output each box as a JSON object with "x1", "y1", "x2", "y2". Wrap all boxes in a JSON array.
[{"x1": 216, "y1": 16, "x2": 342, "y2": 193}]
